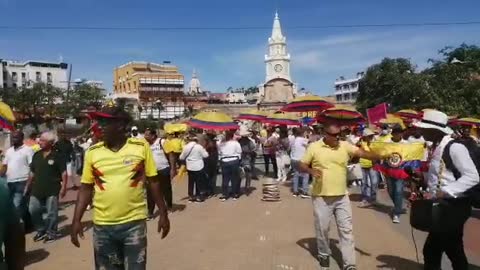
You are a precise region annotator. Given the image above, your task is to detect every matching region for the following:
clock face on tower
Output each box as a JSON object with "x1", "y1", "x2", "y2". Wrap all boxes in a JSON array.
[{"x1": 274, "y1": 64, "x2": 283, "y2": 73}]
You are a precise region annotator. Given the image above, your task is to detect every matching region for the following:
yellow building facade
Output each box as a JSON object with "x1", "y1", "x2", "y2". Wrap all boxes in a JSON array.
[{"x1": 112, "y1": 62, "x2": 186, "y2": 119}]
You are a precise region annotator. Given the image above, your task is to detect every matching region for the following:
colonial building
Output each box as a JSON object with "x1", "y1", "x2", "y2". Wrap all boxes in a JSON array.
[
  {"x1": 258, "y1": 12, "x2": 297, "y2": 107},
  {"x1": 0, "y1": 59, "x2": 69, "y2": 89},
  {"x1": 112, "y1": 61, "x2": 186, "y2": 119},
  {"x1": 334, "y1": 72, "x2": 365, "y2": 104}
]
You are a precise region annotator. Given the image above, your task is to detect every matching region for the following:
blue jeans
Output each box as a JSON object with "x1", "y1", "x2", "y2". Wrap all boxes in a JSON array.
[
  {"x1": 7, "y1": 181, "x2": 28, "y2": 220},
  {"x1": 93, "y1": 220, "x2": 147, "y2": 270},
  {"x1": 221, "y1": 159, "x2": 241, "y2": 197},
  {"x1": 387, "y1": 178, "x2": 404, "y2": 216},
  {"x1": 361, "y1": 168, "x2": 379, "y2": 202},
  {"x1": 29, "y1": 195, "x2": 58, "y2": 237},
  {"x1": 291, "y1": 160, "x2": 309, "y2": 193}
]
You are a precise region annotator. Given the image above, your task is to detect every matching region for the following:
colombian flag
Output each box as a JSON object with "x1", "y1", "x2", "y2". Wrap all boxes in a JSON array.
[
  {"x1": 370, "y1": 142, "x2": 425, "y2": 180},
  {"x1": 0, "y1": 101, "x2": 15, "y2": 131}
]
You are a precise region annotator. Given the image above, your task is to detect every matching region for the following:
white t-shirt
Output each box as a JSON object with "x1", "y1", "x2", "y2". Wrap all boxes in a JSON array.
[
  {"x1": 2, "y1": 145, "x2": 34, "y2": 183},
  {"x1": 150, "y1": 138, "x2": 170, "y2": 170},
  {"x1": 290, "y1": 137, "x2": 309, "y2": 161},
  {"x1": 180, "y1": 142, "x2": 209, "y2": 171},
  {"x1": 218, "y1": 140, "x2": 242, "y2": 162}
]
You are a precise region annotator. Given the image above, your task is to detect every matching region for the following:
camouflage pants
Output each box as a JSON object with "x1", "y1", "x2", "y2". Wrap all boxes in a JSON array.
[{"x1": 93, "y1": 220, "x2": 147, "y2": 270}]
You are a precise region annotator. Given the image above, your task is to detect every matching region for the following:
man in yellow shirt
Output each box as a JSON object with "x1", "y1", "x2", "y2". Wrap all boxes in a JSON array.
[
  {"x1": 70, "y1": 106, "x2": 170, "y2": 270},
  {"x1": 299, "y1": 124, "x2": 382, "y2": 270}
]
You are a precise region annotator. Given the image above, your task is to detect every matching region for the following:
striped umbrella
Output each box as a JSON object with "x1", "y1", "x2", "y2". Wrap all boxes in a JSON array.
[
  {"x1": 449, "y1": 117, "x2": 480, "y2": 127},
  {"x1": 281, "y1": 95, "x2": 334, "y2": 112},
  {"x1": 318, "y1": 105, "x2": 365, "y2": 124},
  {"x1": 187, "y1": 111, "x2": 238, "y2": 130},
  {"x1": 0, "y1": 101, "x2": 16, "y2": 130},
  {"x1": 379, "y1": 114, "x2": 406, "y2": 129},
  {"x1": 236, "y1": 109, "x2": 267, "y2": 121},
  {"x1": 263, "y1": 111, "x2": 301, "y2": 126},
  {"x1": 395, "y1": 109, "x2": 420, "y2": 120}
]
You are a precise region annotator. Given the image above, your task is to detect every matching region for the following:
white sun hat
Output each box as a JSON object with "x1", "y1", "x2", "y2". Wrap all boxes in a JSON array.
[{"x1": 413, "y1": 109, "x2": 453, "y2": 135}]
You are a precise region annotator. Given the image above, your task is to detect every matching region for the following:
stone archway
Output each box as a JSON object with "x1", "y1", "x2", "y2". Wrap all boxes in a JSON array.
[{"x1": 263, "y1": 78, "x2": 294, "y2": 103}]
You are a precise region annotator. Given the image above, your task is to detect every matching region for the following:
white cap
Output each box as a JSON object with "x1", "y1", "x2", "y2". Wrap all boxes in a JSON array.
[{"x1": 131, "y1": 126, "x2": 138, "y2": 131}]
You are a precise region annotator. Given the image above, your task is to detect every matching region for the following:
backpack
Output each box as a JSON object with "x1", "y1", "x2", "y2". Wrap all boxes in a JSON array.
[{"x1": 442, "y1": 138, "x2": 480, "y2": 208}]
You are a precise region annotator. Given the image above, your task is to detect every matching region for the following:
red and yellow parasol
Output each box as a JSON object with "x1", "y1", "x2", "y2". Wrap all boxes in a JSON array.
[
  {"x1": 263, "y1": 111, "x2": 301, "y2": 126},
  {"x1": 187, "y1": 111, "x2": 238, "y2": 130},
  {"x1": 317, "y1": 105, "x2": 365, "y2": 125},
  {"x1": 236, "y1": 109, "x2": 267, "y2": 121},
  {"x1": 449, "y1": 117, "x2": 480, "y2": 127},
  {"x1": 281, "y1": 95, "x2": 334, "y2": 113},
  {"x1": 395, "y1": 109, "x2": 420, "y2": 120}
]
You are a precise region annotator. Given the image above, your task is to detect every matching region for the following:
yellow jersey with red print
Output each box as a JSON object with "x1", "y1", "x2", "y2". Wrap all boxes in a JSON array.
[{"x1": 81, "y1": 138, "x2": 157, "y2": 225}]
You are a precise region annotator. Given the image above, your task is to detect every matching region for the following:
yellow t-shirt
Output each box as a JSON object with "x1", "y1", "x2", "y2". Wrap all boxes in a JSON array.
[
  {"x1": 359, "y1": 142, "x2": 373, "y2": 168},
  {"x1": 376, "y1": 134, "x2": 392, "y2": 142},
  {"x1": 163, "y1": 138, "x2": 185, "y2": 154},
  {"x1": 81, "y1": 138, "x2": 158, "y2": 225},
  {"x1": 301, "y1": 140, "x2": 359, "y2": 196}
]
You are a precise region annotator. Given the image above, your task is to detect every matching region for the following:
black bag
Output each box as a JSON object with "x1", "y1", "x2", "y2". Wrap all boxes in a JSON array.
[
  {"x1": 442, "y1": 138, "x2": 480, "y2": 208},
  {"x1": 410, "y1": 198, "x2": 471, "y2": 232}
]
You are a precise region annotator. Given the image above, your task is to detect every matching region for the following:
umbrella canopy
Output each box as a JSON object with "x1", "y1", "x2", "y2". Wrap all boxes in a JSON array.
[
  {"x1": 0, "y1": 101, "x2": 16, "y2": 130},
  {"x1": 318, "y1": 105, "x2": 365, "y2": 124},
  {"x1": 395, "y1": 109, "x2": 420, "y2": 120},
  {"x1": 281, "y1": 95, "x2": 334, "y2": 112},
  {"x1": 187, "y1": 111, "x2": 238, "y2": 130},
  {"x1": 236, "y1": 109, "x2": 267, "y2": 121},
  {"x1": 263, "y1": 112, "x2": 301, "y2": 126},
  {"x1": 449, "y1": 117, "x2": 480, "y2": 127},
  {"x1": 379, "y1": 114, "x2": 406, "y2": 129}
]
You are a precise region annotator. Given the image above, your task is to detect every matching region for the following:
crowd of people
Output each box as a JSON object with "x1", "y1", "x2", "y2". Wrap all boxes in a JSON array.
[{"x1": 0, "y1": 106, "x2": 479, "y2": 270}]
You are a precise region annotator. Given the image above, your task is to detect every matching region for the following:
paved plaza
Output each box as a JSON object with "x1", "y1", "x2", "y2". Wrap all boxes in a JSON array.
[{"x1": 24, "y1": 172, "x2": 480, "y2": 270}]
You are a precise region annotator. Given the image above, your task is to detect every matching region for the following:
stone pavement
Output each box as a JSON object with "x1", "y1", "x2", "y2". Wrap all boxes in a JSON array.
[{"x1": 24, "y1": 174, "x2": 480, "y2": 270}]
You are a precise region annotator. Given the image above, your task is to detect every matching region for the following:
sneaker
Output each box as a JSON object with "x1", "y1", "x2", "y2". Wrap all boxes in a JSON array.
[
  {"x1": 43, "y1": 235, "x2": 56, "y2": 244},
  {"x1": 344, "y1": 265, "x2": 357, "y2": 270},
  {"x1": 188, "y1": 198, "x2": 195, "y2": 203},
  {"x1": 300, "y1": 193, "x2": 311, "y2": 199},
  {"x1": 232, "y1": 195, "x2": 239, "y2": 201},
  {"x1": 293, "y1": 192, "x2": 299, "y2": 197},
  {"x1": 392, "y1": 215, "x2": 400, "y2": 224},
  {"x1": 33, "y1": 232, "x2": 46, "y2": 242},
  {"x1": 195, "y1": 198, "x2": 205, "y2": 203},
  {"x1": 352, "y1": 181, "x2": 357, "y2": 187},
  {"x1": 219, "y1": 196, "x2": 227, "y2": 202},
  {"x1": 358, "y1": 200, "x2": 370, "y2": 208},
  {"x1": 319, "y1": 255, "x2": 330, "y2": 269}
]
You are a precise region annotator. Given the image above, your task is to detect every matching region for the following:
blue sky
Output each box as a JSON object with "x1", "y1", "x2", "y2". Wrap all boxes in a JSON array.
[{"x1": 1, "y1": 0, "x2": 480, "y2": 95}]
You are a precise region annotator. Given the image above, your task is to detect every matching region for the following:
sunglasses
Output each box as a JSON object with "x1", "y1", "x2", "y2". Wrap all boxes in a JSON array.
[{"x1": 325, "y1": 131, "x2": 341, "y2": 139}]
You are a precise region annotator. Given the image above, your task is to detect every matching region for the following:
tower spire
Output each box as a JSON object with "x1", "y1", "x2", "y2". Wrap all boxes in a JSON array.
[{"x1": 271, "y1": 11, "x2": 284, "y2": 41}]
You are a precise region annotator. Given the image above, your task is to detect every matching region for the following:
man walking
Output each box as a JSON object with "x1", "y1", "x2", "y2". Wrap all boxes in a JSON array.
[
  {"x1": 70, "y1": 106, "x2": 170, "y2": 270},
  {"x1": 0, "y1": 131, "x2": 34, "y2": 221},
  {"x1": 415, "y1": 110, "x2": 479, "y2": 270},
  {"x1": 299, "y1": 124, "x2": 383, "y2": 270},
  {"x1": 290, "y1": 128, "x2": 309, "y2": 198},
  {"x1": 144, "y1": 128, "x2": 176, "y2": 215},
  {"x1": 26, "y1": 131, "x2": 68, "y2": 243}
]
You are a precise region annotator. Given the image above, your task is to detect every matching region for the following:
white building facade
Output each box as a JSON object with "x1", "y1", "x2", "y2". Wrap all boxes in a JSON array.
[
  {"x1": 334, "y1": 72, "x2": 365, "y2": 104},
  {"x1": 258, "y1": 12, "x2": 297, "y2": 105},
  {"x1": 226, "y1": 91, "x2": 246, "y2": 103},
  {"x1": 1, "y1": 59, "x2": 69, "y2": 89}
]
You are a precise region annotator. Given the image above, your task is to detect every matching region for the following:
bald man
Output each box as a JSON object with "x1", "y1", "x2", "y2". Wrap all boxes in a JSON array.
[{"x1": 299, "y1": 124, "x2": 383, "y2": 270}]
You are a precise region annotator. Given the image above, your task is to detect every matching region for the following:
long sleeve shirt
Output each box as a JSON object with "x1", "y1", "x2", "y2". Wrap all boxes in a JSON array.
[
  {"x1": 179, "y1": 142, "x2": 209, "y2": 171},
  {"x1": 427, "y1": 136, "x2": 480, "y2": 198}
]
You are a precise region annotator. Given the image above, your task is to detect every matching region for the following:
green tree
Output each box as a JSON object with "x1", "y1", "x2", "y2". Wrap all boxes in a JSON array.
[
  {"x1": 356, "y1": 58, "x2": 433, "y2": 112},
  {"x1": 64, "y1": 84, "x2": 105, "y2": 117}
]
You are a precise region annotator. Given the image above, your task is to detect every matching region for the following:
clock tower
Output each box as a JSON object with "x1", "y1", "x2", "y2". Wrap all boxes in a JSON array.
[
  {"x1": 265, "y1": 11, "x2": 291, "y2": 82},
  {"x1": 258, "y1": 12, "x2": 297, "y2": 106}
]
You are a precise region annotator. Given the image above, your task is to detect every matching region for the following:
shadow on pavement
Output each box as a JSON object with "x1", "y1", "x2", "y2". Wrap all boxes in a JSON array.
[
  {"x1": 376, "y1": 254, "x2": 422, "y2": 270},
  {"x1": 57, "y1": 220, "x2": 94, "y2": 239},
  {"x1": 297, "y1": 238, "x2": 371, "y2": 267},
  {"x1": 349, "y1": 193, "x2": 363, "y2": 202},
  {"x1": 25, "y1": 248, "x2": 50, "y2": 267},
  {"x1": 171, "y1": 203, "x2": 186, "y2": 213},
  {"x1": 59, "y1": 200, "x2": 76, "y2": 210}
]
